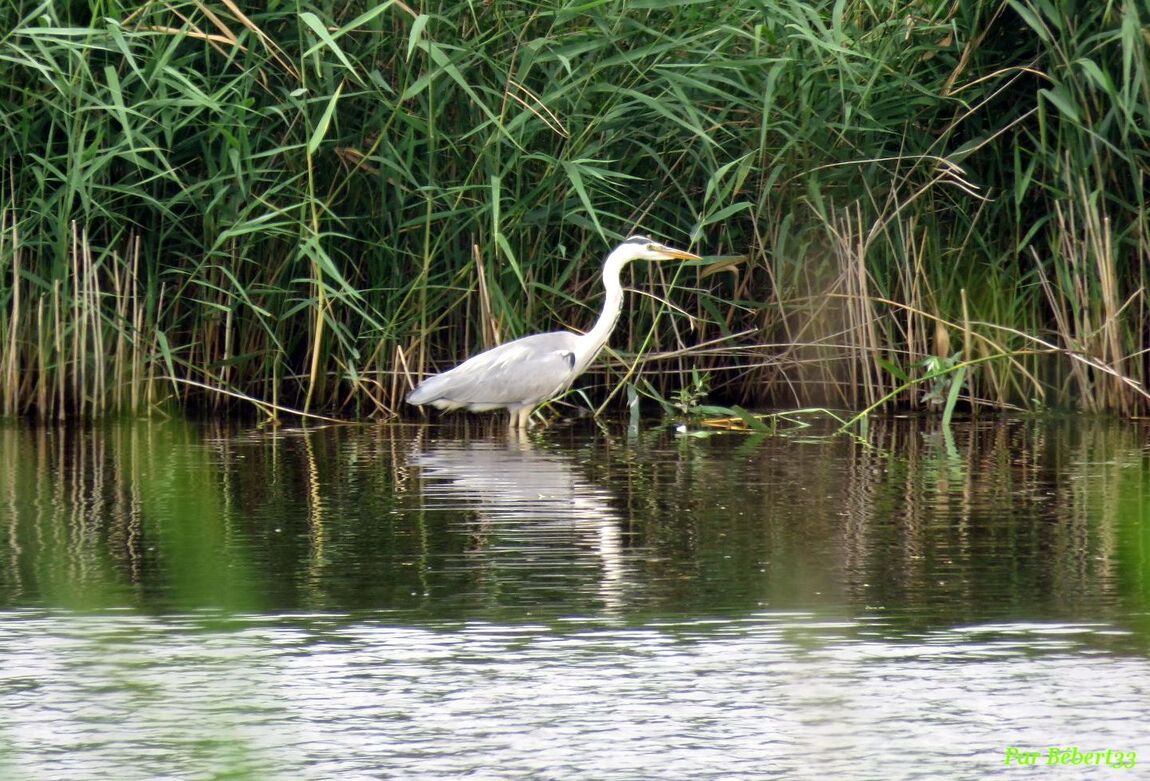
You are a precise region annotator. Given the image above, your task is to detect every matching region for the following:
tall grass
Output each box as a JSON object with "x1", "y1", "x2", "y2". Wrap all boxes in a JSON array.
[{"x1": 1, "y1": 0, "x2": 1147, "y2": 420}]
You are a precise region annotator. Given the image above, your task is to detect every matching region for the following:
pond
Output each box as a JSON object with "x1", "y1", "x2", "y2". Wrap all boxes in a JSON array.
[{"x1": 0, "y1": 416, "x2": 1147, "y2": 779}]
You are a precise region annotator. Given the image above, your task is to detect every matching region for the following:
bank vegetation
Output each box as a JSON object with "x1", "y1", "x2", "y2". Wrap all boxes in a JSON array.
[{"x1": 2, "y1": 0, "x2": 1148, "y2": 420}]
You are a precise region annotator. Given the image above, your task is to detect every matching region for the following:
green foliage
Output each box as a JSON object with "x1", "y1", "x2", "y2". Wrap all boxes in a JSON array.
[
  {"x1": 672, "y1": 369, "x2": 713, "y2": 418},
  {"x1": 919, "y1": 352, "x2": 964, "y2": 411},
  {"x1": 0, "y1": 0, "x2": 1147, "y2": 419}
]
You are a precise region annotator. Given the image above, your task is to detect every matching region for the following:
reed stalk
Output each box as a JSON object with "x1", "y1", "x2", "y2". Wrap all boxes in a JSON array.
[{"x1": 2, "y1": 217, "x2": 16, "y2": 417}]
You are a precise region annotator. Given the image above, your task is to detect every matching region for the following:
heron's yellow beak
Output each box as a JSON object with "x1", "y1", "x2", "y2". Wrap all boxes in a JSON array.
[{"x1": 651, "y1": 244, "x2": 702, "y2": 261}]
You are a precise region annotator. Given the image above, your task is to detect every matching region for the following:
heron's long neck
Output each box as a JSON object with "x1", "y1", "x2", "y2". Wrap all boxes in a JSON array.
[{"x1": 575, "y1": 255, "x2": 627, "y2": 369}]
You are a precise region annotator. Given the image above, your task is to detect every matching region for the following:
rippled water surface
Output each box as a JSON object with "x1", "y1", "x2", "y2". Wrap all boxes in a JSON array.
[{"x1": 0, "y1": 417, "x2": 1148, "y2": 779}]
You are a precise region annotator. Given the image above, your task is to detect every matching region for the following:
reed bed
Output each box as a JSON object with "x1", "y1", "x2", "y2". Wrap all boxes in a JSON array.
[{"x1": 1, "y1": 0, "x2": 1147, "y2": 420}]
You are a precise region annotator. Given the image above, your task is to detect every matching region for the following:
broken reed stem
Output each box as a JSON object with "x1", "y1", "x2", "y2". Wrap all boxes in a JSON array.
[
  {"x1": 131, "y1": 235, "x2": 142, "y2": 415},
  {"x1": 474, "y1": 243, "x2": 499, "y2": 350},
  {"x1": 53, "y1": 279, "x2": 63, "y2": 420},
  {"x1": 71, "y1": 221, "x2": 83, "y2": 416},
  {"x1": 111, "y1": 247, "x2": 126, "y2": 414},
  {"x1": 1095, "y1": 213, "x2": 1124, "y2": 414},
  {"x1": 2, "y1": 219, "x2": 17, "y2": 417},
  {"x1": 86, "y1": 228, "x2": 105, "y2": 417},
  {"x1": 36, "y1": 295, "x2": 46, "y2": 416}
]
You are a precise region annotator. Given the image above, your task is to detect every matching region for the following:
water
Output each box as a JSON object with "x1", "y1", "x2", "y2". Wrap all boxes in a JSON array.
[{"x1": 0, "y1": 417, "x2": 1147, "y2": 779}]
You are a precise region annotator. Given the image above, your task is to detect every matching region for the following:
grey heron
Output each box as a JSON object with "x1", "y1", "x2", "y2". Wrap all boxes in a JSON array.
[{"x1": 406, "y1": 235, "x2": 701, "y2": 429}]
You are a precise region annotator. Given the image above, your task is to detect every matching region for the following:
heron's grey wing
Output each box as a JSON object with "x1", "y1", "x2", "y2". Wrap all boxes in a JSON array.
[{"x1": 407, "y1": 331, "x2": 580, "y2": 407}]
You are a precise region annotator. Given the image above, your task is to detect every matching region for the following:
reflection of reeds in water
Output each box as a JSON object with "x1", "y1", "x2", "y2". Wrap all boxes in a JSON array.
[
  {"x1": 835, "y1": 417, "x2": 1144, "y2": 619},
  {"x1": 0, "y1": 423, "x2": 264, "y2": 610},
  {"x1": 0, "y1": 425, "x2": 143, "y2": 606},
  {"x1": 0, "y1": 420, "x2": 1145, "y2": 621}
]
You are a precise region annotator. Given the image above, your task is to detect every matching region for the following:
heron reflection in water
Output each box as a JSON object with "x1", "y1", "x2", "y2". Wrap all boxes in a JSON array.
[
  {"x1": 412, "y1": 437, "x2": 632, "y2": 612},
  {"x1": 407, "y1": 236, "x2": 701, "y2": 429}
]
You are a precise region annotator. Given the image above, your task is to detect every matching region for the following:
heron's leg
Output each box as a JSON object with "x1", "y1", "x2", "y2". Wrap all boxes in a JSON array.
[{"x1": 507, "y1": 406, "x2": 531, "y2": 430}]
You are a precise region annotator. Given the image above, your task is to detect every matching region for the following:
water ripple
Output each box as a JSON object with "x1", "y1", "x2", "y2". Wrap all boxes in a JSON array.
[{"x1": 1, "y1": 611, "x2": 1146, "y2": 780}]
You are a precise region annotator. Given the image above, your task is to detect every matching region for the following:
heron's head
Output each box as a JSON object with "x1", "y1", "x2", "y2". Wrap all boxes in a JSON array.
[{"x1": 613, "y1": 235, "x2": 701, "y2": 264}]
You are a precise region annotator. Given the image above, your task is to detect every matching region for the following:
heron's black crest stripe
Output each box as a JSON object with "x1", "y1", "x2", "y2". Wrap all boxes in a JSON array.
[{"x1": 623, "y1": 234, "x2": 653, "y2": 245}]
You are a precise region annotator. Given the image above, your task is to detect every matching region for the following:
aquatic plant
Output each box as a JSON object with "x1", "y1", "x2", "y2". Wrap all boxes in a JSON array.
[{"x1": 0, "y1": 0, "x2": 1147, "y2": 419}]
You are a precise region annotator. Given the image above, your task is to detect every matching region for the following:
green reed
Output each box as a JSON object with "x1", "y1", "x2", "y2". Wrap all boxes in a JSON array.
[{"x1": 0, "y1": 0, "x2": 1147, "y2": 420}]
